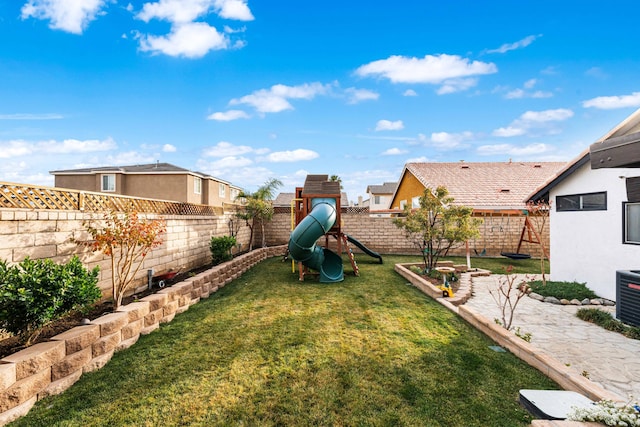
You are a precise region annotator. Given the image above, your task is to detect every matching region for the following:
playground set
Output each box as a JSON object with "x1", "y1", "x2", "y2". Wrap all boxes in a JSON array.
[{"x1": 287, "y1": 175, "x2": 382, "y2": 283}]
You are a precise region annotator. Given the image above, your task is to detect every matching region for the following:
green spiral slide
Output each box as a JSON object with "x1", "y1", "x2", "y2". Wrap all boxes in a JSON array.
[{"x1": 287, "y1": 198, "x2": 344, "y2": 282}]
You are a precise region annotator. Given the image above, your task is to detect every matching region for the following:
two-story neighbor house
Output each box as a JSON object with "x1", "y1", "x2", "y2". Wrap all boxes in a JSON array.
[
  {"x1": 365, "y1": 182, "x2": 397, "y2": 215},
  {"x1": 50, "y1": 162, "x2": 242, "y2": 208}
]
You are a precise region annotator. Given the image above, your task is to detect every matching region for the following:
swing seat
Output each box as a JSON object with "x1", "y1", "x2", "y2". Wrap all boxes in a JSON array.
[{"x1": 500, "y1": 252, "x2": 531, "y2": 260}]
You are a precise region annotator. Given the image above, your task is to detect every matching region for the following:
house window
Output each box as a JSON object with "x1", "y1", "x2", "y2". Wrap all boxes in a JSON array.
[
  {"x1": 101, "y1": 174, "x2": 115, "y2": 192},
  {"x1": 556, "y1": 192, "x2": 606, "y2": 212},
  {"x1": 219, "y1": 183, "x2": 226, "y2": 198},
  {"x1": 624, "y1": 202, "x2": 640, "y2": 244},
  {"x1": 230, "y1": 188, "x2": 239, "y2": 200},
  {"x1": 399, "y1": 200, "x2": 407, "y2": 209},
  {"x1": 374, "y1": 195, "x2": 381, "y2": 204},
  {"x1": 194, "y1": 177, "x2": 202, "y2": 195},
  {"x1": 412, "y1": 196, "x2": 420, "y2": 208}
]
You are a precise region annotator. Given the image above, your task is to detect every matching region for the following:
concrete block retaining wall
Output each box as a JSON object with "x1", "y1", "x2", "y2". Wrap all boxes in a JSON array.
[{"x1": 0, "y1": 245, "x2": 286, "y2": 426}]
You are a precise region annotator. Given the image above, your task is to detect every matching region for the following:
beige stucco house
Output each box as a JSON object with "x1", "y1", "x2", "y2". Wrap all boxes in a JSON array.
[{"x1": 50, "y1": 162, "x2": 243, "y2": 208}]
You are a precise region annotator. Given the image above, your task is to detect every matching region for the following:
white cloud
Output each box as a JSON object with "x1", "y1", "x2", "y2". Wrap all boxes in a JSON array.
[
  {"x1": 486, "y1": 34, "x2": 542, "y2": 54},
  {"x1": 106, "y1": 151, "x2": 155, "y2": 165},
  {"x1": 492, "y1": 127, "x2": 526, "y2": 137},
  {"x1": 204, "y1": 155, "x2": 253, "y2": 169},
  {"x1": 477, "y1": 143, "x2": 553, "y2": 157},
  {"x1": 582, "y1": 92, "x2": 640, "y2": 110},
  {"x1": 213, "y1": 0, "x2": 254, "y2": 21},
  {"x1": 429, "y1": 131, "x2": 474, "y2": 150},
  {"x1": 21, "y1": 0, "x2": 107, "y2": 34},
  {"x1": 492, "y1": 108, "x2": 574, "y2": 137},
  {"x1": 138, "y1": 22, "x2": 228, "y2": 58},
  {"x1": 406, "y1": 156, "x2": 430, "y2": 163},
  {"x1": 0, "y1": 113, "x2": 64, "y2": 120},
  {"x1": 382, "y1": 148, "x2": 407, "y2": 155},
  {"x1": 229, "y1": 82, "x2": 332, "y2": 114},
  {"x1": 0, "y1": 140, "x2": 33, "y2": 158},
  {"x1": 503, "y1": 79, "x2": 553, "y2": 99},
  {"x1": 162, "y1": 144, "x2": 177, "y2": 152},
  {"x1": 403, "y1": 89, "x2": 417, "y2": 97},
  {"x1": 355, "y1": 54, "x2": 497, "y2": 91},
  {"x1": 345, "y1": 88, "x2": 379, "y2": 104},
  {"x1": 207, "y1": 110, "x2": 250, "y2": 121},
  {"x1": 585, "y1": 67, "x2": 608, "y2": 79},
  {"x1": 0, "y1": 137, "x2": 116, "y2": 158},
  {"x1": 375, "y1": 120, "x2": 404, "y2": 131},
  {"x1": 203, "y1": 141, "x2": 254, "y2": 157},
  {"x1": 264, "y1": 149, "x2": 319, "y2": 162},
  {"x1": 436, "y1": 78, "x2": 478, "y2": 94},
  {"x1": 137, "y1": 0, "x2": 253, "y2": 24}
]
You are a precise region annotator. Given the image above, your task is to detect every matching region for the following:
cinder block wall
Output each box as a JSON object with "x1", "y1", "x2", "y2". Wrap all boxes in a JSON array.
[
  {"x1": 0, "y1": 209, "x2": 251, "y2": 297},
  {"x1": 261, "y1": 210, "x2": 549, "y2": 259}
]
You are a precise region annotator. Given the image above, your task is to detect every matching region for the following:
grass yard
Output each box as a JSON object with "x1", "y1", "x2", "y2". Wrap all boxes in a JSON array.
[{"x1": 12, "y1": 255, "x2": 557, "y2": 427}]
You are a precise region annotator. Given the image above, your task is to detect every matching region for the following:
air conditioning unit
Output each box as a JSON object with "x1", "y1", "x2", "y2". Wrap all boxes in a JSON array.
[{"x1": 616, "y1": 270, "x2": 640, "y2": 327}]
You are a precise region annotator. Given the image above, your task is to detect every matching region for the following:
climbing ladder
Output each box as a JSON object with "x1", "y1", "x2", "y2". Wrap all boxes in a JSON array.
[{"x1": 341, "y1": 233, "x2": 359, "y2": 276}]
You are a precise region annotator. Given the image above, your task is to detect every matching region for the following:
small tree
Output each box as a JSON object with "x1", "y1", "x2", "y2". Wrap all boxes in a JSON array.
[
  {"x1": 236, "y1": 178, "x2": 282, "y2": 250},
  {"x1": 487, "y1": 266, "x2": 530, "y2": 330},
  {"x1": 526, "y1": 200, "x2": 550, "y2": 285},
  {"x1": 83, "y1": 210, "x2": 165, "y2": 309},
  {"x1": 393, "y1": 186, "x2": 481, "y2": 272}
]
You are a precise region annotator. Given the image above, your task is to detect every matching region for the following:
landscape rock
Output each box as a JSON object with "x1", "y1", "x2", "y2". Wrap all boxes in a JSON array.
[
  {"x1": 590, "y1": 299, "x2": 603, "y2": 305},
  {"x1": 581, "y1": 298, "x2": 591, "y2": 305},
  {"x1": 529, "y1": 292, "x2": 544, "y2": 301},
  {"x1": 570, "y1": 299, "x2": 582, "y2": 305},
  {"x1": 543, "y1": 296, "x2": 561, "y2": 305}
]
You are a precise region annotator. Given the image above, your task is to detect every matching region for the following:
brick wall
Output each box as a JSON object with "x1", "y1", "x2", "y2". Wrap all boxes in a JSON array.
[{"x1": 0, "y1": 209, "x2": 251, "y2": 297}]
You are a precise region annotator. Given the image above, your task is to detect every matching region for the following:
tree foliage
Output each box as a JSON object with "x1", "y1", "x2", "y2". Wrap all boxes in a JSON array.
[
  {"x1": 82, "y1": 210, "x2": 165, "y2": 309},
  {"x1": 393, "y1": 186, "x2": 481, "y2": 272},
  {"x1": 0, "y1": 256, "x2": 101, "y2": 345},
  {"x1": 235, "y1": 178, "x2": 282, "y2": 250}
]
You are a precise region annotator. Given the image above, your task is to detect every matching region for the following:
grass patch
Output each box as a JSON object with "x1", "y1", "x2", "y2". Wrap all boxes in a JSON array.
[
  {"x1": 528, "y1": 281, "x2": 598, "y2": 301},
  {"x1": 577, "y1": 308, "x2": 640, "y2": 340},
  {"x1": 444, "y1": 256, "x2": 548, "y2": 275},
  {"x1": 11, "y1": 255, "x2": 557, "y2": 427}
]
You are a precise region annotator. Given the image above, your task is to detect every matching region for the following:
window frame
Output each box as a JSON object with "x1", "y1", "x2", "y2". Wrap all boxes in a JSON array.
[
  {"x1": 194, "y1": 177, "x2": 202, "y2": 195},
  {"x1": 101, "y1": 174, "x2": 116, "y2": 192},
  {"x1": 623, "y1": 202, "x2": 640, "y2": 245},
  {"x1": 556, "y1": 191, "x2": 607, "y2": 212},
  {"x1": 219, "y1": 183, "x2": 226, "y2": 198}
]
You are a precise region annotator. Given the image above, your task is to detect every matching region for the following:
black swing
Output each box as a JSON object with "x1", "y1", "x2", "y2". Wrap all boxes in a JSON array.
[{"x1": 500, "y1": 214, "x2": 532, "y2": 260}]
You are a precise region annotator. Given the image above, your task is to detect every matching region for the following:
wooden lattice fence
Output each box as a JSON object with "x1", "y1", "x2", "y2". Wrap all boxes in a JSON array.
[{"x1": 0, "y1": 182, "x2": 223, "y2": 215}]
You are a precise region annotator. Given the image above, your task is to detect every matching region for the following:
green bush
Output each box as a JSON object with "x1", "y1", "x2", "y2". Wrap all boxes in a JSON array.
[
  {"x1": 210, "y1": 235, "x2": 236, "y2": 265},
  {"x1": 0, "y1": 256, "x2": 101, "y2": 344},
  {"x1": 577, "y1": 308, "x2": 640, "y2": 340},
  {"x1": 528, "y1": 280, "x2": 597, "y2": 301}
]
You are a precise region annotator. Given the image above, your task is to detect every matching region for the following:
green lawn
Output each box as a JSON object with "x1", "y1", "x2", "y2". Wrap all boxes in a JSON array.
[{"x1": 12, "y1": 255, "x2": 557, "y2": 427}]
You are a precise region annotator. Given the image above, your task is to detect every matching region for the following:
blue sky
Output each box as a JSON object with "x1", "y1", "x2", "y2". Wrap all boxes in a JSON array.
[{"x1": 1, "y1": 0, "x2": 640, "y2": 202}]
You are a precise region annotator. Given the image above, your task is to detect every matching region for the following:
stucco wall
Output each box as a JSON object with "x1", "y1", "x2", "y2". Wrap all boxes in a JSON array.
[
  {"x1": 548, "y1": 162, "x2": 640, "y2": 301},
  {"x1": 0, "y1": 209, "x2": 250, "y2": 298}
]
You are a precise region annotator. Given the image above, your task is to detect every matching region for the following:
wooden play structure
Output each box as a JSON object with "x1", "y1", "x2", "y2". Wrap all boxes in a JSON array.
[{"x1": 288, "y1": 175, "x2": 382, "y2": 282}]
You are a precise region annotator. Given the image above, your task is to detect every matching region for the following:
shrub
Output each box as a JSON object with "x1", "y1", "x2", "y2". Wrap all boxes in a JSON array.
[
  {"x1": 577, "y1": 308, "x2": 640, "y2": 340},
  {"x1": 0, "y1": 256, "x2": 101, "y2": 345},
  {"x1": 528, "y1": 280, "x2": 597, "y2": 301},
  {"x1": 210, "y1": 235, "x2": 236, "y2": 265},
  {"x1": 82, "y1": 210, "x2": 165, "y2": 309}
]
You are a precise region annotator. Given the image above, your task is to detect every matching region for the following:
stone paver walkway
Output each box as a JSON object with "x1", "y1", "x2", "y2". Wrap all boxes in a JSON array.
[{"x1": 464, "y1": 275, "x2": 640, "y2": 400}]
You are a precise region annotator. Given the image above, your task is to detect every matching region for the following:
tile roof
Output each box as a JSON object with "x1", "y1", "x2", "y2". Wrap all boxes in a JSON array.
[
  {"x1": 274, "y1": 191, "x2": 350, "y2": 207},
  {"x1": 404, "y1": 161, "x2": 566, "y2": 209},
  {"x1": 366, "y1": 182, "x2": 397, "y2": 194}
]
